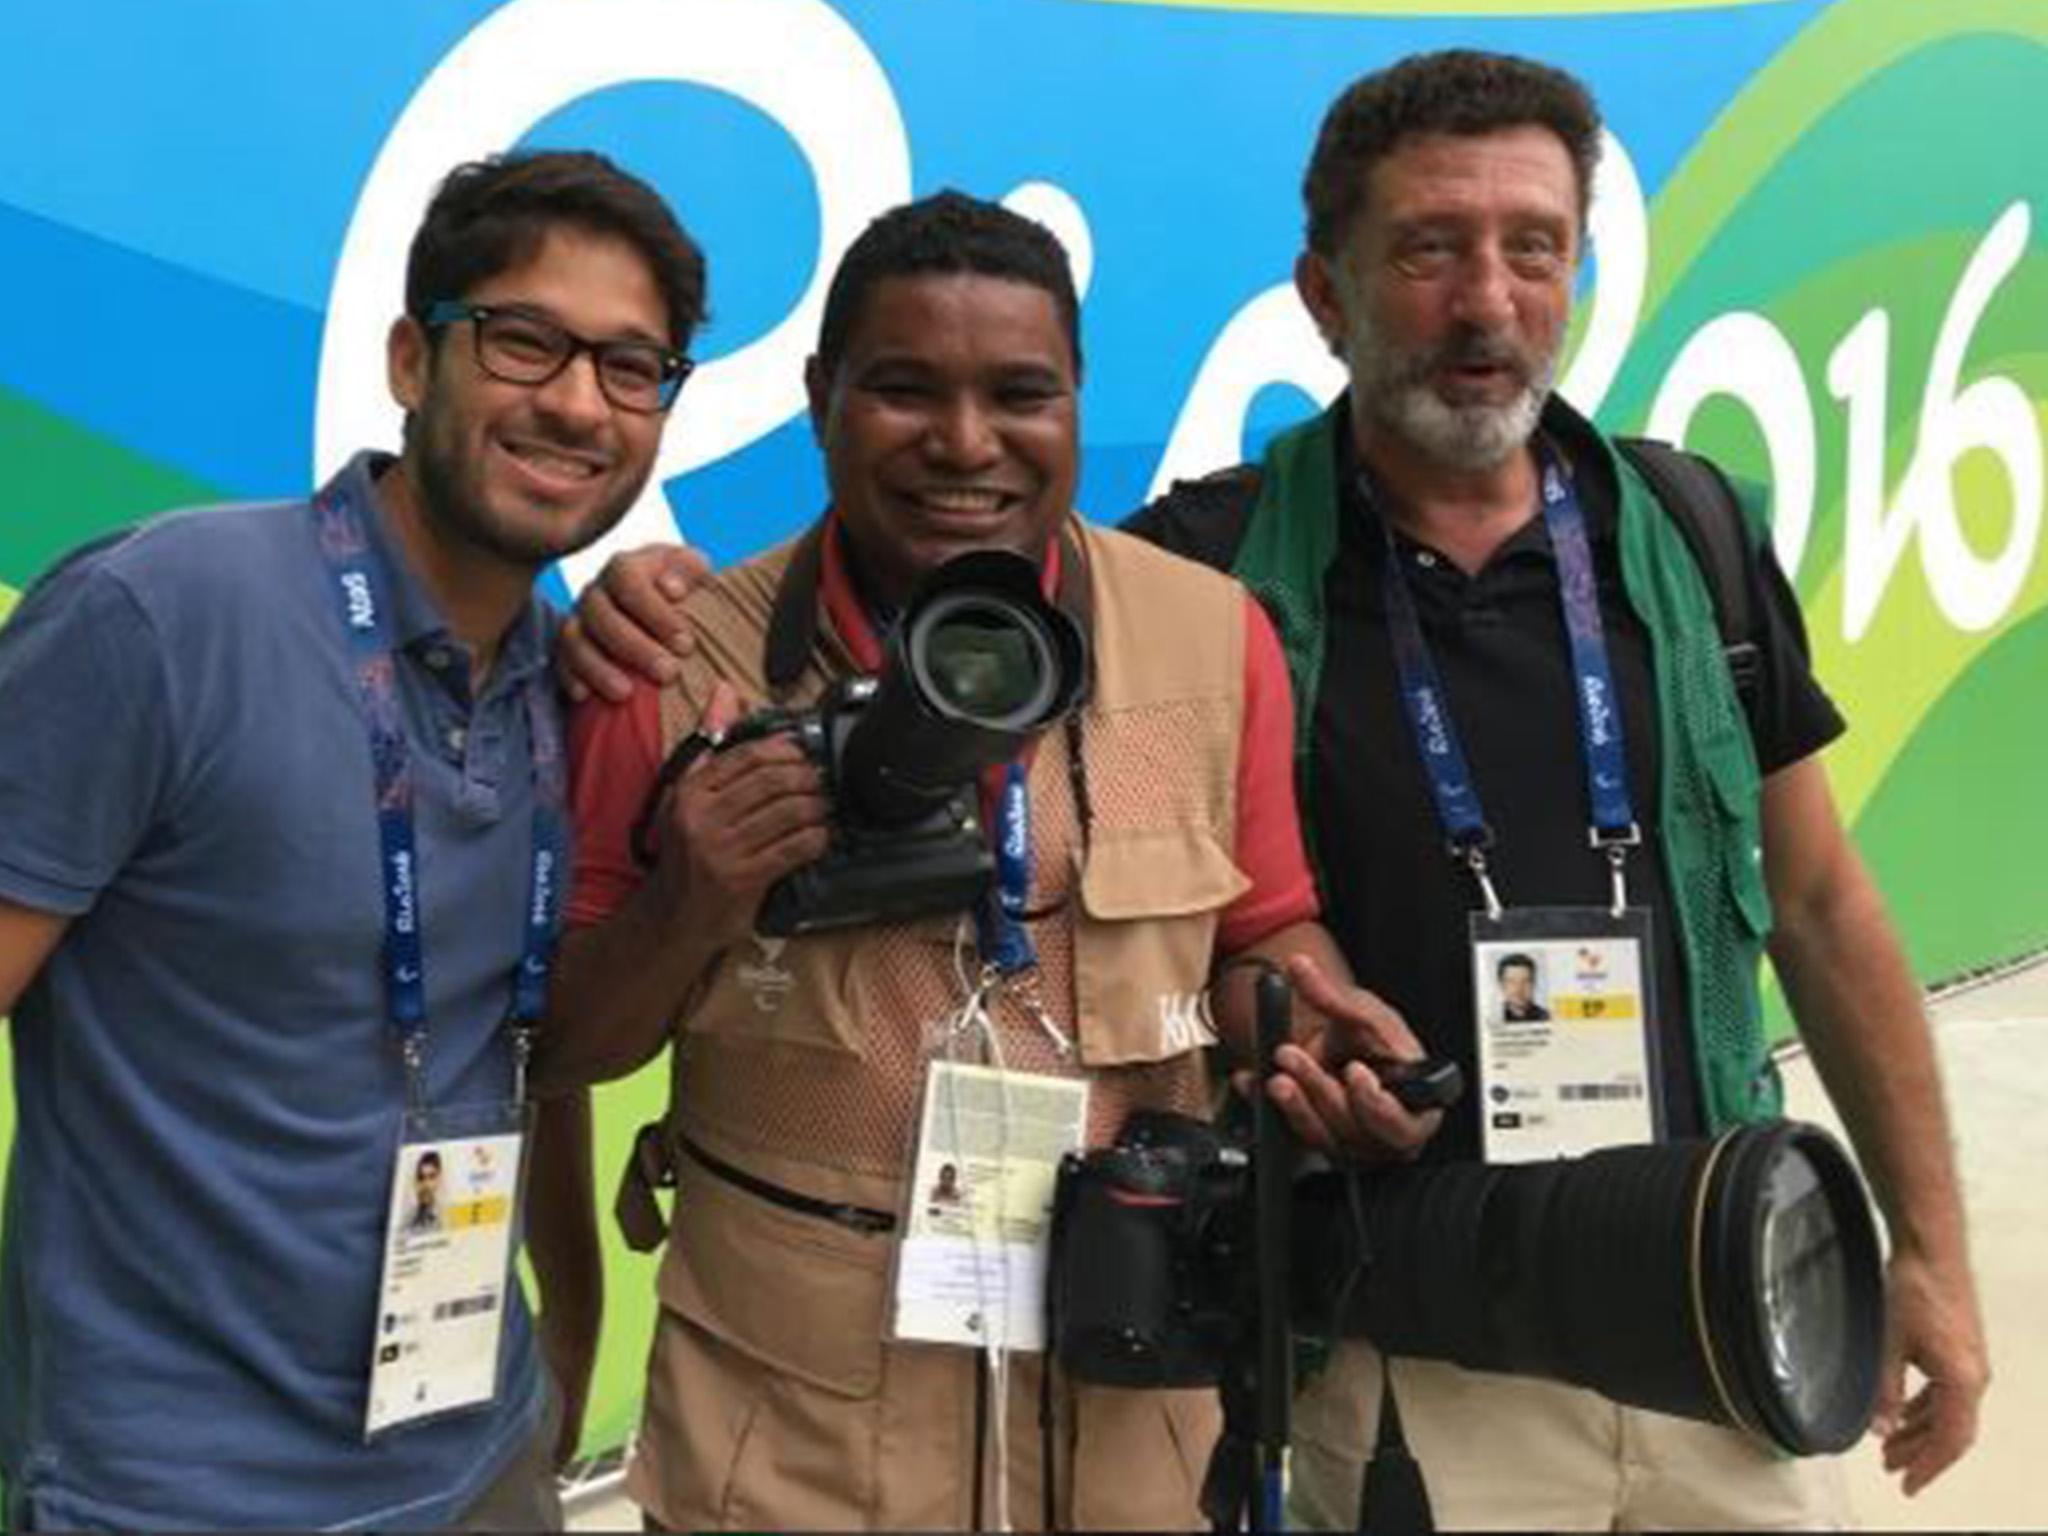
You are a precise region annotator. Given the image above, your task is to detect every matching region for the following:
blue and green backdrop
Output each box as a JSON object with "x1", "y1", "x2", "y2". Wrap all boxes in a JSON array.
[{"x1": 3, "y1": 0, "x2": 2042, "y2": 1456}]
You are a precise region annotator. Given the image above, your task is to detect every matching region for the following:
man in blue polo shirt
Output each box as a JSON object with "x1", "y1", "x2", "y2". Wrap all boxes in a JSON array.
[{"x1": 0, "y1": 150, "x2": 703, "y2": 1529}]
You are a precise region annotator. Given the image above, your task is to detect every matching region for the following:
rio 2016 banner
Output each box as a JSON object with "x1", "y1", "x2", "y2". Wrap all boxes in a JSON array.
[{"x1": 2, "y1": 0, "x2": 2042, "y2": 1458}]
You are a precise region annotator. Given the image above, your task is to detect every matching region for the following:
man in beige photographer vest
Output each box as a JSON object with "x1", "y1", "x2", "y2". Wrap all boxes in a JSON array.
[{"x1": 538, "y1": 190, "x2": 1442, "y2": 1529}]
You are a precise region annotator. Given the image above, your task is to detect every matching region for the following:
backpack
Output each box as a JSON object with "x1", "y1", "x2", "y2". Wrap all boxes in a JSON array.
[{"x1": 1613, "y1": 436, "x2": 1763, "y2": 723}]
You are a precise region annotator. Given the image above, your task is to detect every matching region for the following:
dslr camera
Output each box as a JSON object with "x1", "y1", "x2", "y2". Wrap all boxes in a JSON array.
[
  {"x1": 1052, "y1": 1106, "x2": 1886, "y2": 1460},
  {"x1": 637, "y1": 547, "x2": 1087, "y2": 936}
]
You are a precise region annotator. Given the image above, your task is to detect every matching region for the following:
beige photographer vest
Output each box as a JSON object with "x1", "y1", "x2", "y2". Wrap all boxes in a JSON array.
[{"x1": 632, "y1": 518, "x2": 1254, "y2": 1530}]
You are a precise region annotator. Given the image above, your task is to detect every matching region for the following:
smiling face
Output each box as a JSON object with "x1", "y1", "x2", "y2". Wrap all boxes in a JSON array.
[
  {"x1": 387, "y1": 223, "x2": 672, "y2": 572},
  {"x1": 1298, "y1": 124, "x2": 1581, "y2": 472},
  {"x1": 807, "y1": 273, "x2": 1078, "y2": 612}
]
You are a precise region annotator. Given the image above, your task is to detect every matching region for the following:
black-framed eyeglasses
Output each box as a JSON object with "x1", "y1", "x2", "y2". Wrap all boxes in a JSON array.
[{"x1": 425, "y1": 300, "x2": 692, "y2": 414}]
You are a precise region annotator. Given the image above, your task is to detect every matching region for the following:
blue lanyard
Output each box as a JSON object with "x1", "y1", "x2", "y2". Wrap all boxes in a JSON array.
[
  {"x1": 973, "y1": 761, "x2": 1037, "y2": 974},
  {"x1": 310, "y1": 486, "x2": 566, "y2": 1105},
  {"x1": 1540, "y1": 455, "x2": 1638, "y2": 844},
  {"x1": 1378, "y1": 445, "x2": 1640, "y2": 916}
]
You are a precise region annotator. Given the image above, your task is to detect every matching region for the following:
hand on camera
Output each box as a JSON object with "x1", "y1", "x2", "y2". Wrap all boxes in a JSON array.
[
  {"x1": 558, "y1": 542, "x2": 708, "y2": 703},
  {"x1": 649, "y1": 681, "x2": 832, "y2": 947},
  {"x1": 1255, "y1": 953, "x2": 1444, "y2": 1162}
]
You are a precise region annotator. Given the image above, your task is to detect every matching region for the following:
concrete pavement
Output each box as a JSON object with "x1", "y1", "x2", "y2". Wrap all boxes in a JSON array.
[{"x1": 1783, "y1": 958, "x2": 2048, "y2": 1531}]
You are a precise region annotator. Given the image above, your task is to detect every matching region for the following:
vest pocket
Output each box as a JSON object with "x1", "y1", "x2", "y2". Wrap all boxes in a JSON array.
[
  {"x1": 657, "y1": 1163, "x2": 892, "y2": 1397},
  {"x1": 1072, "y1": 827, "x2": 1250, "y2": 1067}
]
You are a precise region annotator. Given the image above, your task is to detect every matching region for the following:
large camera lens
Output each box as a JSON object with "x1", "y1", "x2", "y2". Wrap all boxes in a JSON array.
[
  {"x1": 838, "y1": 549, "x2": 1086, "y2": 826},
  {"x1": 1762, "y1": 1157, "x2": 1856, "y2": 1432},
  {"x1": 1298, "y1": 1121, "x2": 1883, "y2": 1455},
  {"x1": 913, "y1": 593, "x2": 1062, "y2": 726},
  {"x1": 748, "y1": 550, "x2": 1089, "y2": 935},
  {"x1": 1696, "y1": 1121, "x2": 1884, "y2": 1453}
]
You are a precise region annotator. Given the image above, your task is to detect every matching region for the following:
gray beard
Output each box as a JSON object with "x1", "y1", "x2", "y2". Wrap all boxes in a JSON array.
[
  {"x1": 1335, "y1": 281, "x2": 1556, "y2": 471},
  {"x1": 1374, "y1": 376, "x2": 1548, "y2": 471}
]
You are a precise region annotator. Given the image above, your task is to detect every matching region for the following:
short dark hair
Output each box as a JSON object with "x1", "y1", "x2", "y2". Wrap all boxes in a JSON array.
[
  {"x1": 415, "y1": 1150, "x2": 443, "y2": 1175},
  {"x1": 1303, "y1": 50, "x2": 1602, "y2": 257},
  {"x1": 815, "y1": 190, "x2": 1082, "y2": 385},
  {"x1": 1497, "y1": 953, "x2": 1539, "y2": 980},
  {"x1": 405, "y1": 150, "x2": 707, "y2": 350}
]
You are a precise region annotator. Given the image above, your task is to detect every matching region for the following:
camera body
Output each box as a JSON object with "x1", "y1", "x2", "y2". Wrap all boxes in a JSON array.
[
  {"x1": 1051, "y1": 1111, "x2": 1251, "y2": 1387},
  {"x1": 724, "y1": 678, "x2": 997, "y2": 937}
]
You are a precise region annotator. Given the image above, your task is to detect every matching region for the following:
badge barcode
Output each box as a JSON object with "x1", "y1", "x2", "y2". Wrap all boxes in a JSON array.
[
  {"x1": 1560, "y1": 1083, "x2": 1646, "y2": 1101},
  {"x1": 431, "y1": 1293, "x2": 499, "y2": 1322}
]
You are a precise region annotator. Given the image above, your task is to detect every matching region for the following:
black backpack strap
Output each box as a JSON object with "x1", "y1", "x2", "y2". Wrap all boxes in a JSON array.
[
  {"x1": 1121, "y1": 465, "x2": 1264, "y2": 571},
  {"x1": 1615, "y1": 436, "x2": 1763, "y2": 719}
]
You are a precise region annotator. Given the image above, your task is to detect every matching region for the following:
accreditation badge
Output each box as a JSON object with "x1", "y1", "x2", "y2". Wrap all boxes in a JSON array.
[
  {"x1": 364, "y1": 1100, "x2": 532, "y2": 1438},
  {"x1": 890, "y1": 1059, "x2": 1089, "y2": 1351},
  {"x1": 1469, "y1": 907, "x2": 1664, "y2": 1164}
]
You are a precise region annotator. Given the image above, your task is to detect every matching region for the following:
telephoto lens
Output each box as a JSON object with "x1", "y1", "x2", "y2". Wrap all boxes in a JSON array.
[{"x1": 1296, "y1": 1120, "x2": 1884, "y2": 1455}]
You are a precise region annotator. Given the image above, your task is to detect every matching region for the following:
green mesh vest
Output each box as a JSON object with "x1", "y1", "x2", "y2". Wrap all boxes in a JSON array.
[{"x1": 1231, "y1": 403, "x2": 1783, "y2": 1134}]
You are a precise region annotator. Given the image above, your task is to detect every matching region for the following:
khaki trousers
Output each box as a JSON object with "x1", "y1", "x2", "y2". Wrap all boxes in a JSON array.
[
  {"x1": 627, "y1": 1303, "x2": 1215, "y2": 1531},
  {"x1": 1289, "y1": 1342, "x2": 1852, "y2": 1532}
]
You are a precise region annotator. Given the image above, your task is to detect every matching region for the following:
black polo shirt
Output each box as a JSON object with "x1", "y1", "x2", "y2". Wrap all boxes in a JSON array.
[{"x1": 1125, "y1": 399, "x2": 1842, "y2": 1158}]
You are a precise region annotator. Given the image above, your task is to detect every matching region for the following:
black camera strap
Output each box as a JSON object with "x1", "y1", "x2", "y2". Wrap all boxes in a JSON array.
[
  {"x1": 973, "y1": 1354, "x2": 991, "y2": 1532},
  {"x1": 1063, "y1": 712, "x2": 1094, "y2": 859},
  {"x1": 1330, "y1": 1165, "x2": 1435, "y2": 1535},
  {"x1": 764, "y1": 520, "x2": 832, "y2": 693},
  {"x1": 1357, "y1": 1360, "x2": 1435, "y2": 1536},
  {"x1": 629, "y1": 728, "x2": 719, "y2": 868}
]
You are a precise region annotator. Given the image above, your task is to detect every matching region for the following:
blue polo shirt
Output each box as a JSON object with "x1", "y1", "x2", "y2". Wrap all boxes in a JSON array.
[{"x1": 0, "y1": 454, "x2": 550, "y2": 1530}]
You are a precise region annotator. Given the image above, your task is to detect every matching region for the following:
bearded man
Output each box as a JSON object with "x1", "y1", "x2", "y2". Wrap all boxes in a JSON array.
[{"x1": 1124, "y1": 48, "x2": 1986, "y2": 1531}]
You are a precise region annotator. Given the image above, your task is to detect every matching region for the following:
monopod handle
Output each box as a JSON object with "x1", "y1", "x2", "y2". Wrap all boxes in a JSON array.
[{"x1": 1252, "y1": 967, "x2": 1293, "y2": 1529}]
